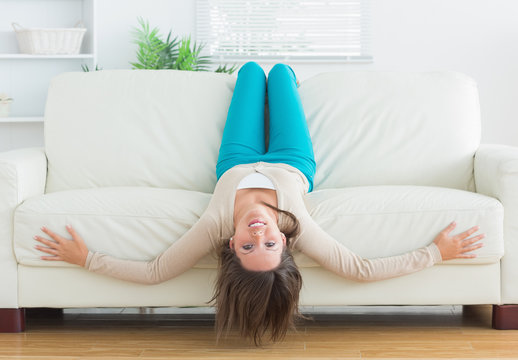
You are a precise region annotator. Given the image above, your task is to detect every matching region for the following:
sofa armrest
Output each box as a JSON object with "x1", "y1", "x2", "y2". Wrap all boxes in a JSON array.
[
  {"x1": 0, "y1": 147, "x2": 47, "y2": 202},
  {"x1": 0, "y1": 147, "x2": 47, "y2": 308},
  {"x1": 475, "y1": 144, "x2": 518, "y2": 304}
]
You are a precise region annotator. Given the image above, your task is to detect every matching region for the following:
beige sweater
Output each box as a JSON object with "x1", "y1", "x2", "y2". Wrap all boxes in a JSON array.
[{"x1": 85, "y1": 162, "x2": 443, "y2": 284}]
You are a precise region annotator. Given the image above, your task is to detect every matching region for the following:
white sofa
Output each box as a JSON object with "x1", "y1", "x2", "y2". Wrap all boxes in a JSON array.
[{"x1": 1, "y1": 69, "x2": 517, "y2": 332}]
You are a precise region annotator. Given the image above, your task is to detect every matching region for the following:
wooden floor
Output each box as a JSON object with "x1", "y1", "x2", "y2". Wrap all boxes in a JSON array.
[{"x1": 1, "y1": 305, "x2": 518, "y2": 359}]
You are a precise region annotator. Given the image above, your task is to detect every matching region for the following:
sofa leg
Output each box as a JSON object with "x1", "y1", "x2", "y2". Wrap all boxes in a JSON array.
[
  {"x1": 492, "y1": 305, "x2": 518, "y2": 329},
  {"x1": 0, "y1": 308, "x2": 25, "y2": 332},
  {"x1": 25, "y1": 307, "x2": 63, "y2": 319}
]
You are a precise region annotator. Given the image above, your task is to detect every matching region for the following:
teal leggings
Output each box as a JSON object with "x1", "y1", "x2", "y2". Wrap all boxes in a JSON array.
[{"x1": 216, "y1": 62, "x2": 316, "y2": 192}]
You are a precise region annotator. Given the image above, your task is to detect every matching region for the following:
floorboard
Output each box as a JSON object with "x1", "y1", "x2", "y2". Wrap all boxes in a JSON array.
[{"x1": 1, "y1": 305, "x2": 517, "y2": 359}]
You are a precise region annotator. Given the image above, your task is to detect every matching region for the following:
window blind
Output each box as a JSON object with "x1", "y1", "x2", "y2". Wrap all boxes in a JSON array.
[{"x1": 196, "y1": 0, "x2": 372, "y2": 62}]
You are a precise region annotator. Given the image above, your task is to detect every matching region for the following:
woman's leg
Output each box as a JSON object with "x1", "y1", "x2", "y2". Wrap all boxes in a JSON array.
[
  {"x1": 264, "y1": 63, "x2": 316, "y2": 191},
  {"x1": 216, "y1": 62, "x2": 267, "y2": 179}
]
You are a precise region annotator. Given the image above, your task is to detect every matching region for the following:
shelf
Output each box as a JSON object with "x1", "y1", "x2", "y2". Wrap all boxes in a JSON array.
[
  {"x1": 0, "y1": 54, "x2": 94, "y2": 60},
  {"x1": 0, "y1": 117, "x2": 44, "y2": 123},
  {"x1": 0, "y1": 0, "x2": 95, "y2": 151}
]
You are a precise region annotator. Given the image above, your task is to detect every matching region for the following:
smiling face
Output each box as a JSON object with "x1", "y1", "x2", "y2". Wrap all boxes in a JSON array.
[{"x1": 230, "y1": 204, "x2": 286, "y2": 271}]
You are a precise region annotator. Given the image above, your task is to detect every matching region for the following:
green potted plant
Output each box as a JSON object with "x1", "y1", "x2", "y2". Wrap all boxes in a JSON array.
[
  {"x1": 0, "y1": 93, "x2": 13, "y2": 117},
  {"x1": 131, "y1": 17, "x2": 237, "y2": 74}
]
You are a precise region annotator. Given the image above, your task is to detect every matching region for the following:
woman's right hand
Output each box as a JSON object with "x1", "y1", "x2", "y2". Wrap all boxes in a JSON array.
[
  {"x1": 433, "y1": 222, "x2": 485, "y2": 261},
  {"x1": 34, "y1": 225, "x2": 89, "y2": 267}
]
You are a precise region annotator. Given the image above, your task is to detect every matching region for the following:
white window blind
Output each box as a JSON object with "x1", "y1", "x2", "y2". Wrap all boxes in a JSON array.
[{"x1": 196, "y1": 0, "x2": 372, "y2": 62}]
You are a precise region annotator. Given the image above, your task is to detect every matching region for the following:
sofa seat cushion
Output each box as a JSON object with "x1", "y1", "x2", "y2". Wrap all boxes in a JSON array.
[
  {"x1": 299, "y1": 185, "x2": 503, "y2": 266},
  {"x1": 14, "y1": 186, "x2": 503, "y2": 270},
  {"x1": 14, "y1": 187, "x2": 213, "y2": 268}
]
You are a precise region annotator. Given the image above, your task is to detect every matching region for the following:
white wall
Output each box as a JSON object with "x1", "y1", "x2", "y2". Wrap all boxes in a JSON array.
[
  {"x1": 369, "y1": 0, "x2": 518, "y2": 146},
  {"x1": 97, "y1": 0, "x2": 518, "y2": 146},
  {"x1": 5, "y1": 0, "x2": 518, "y2": 149}
]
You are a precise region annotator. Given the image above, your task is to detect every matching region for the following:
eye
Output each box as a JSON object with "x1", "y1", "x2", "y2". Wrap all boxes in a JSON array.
[
  {"x1": 242, "y1": 244, "x2": 253, "y2": 251},
  {"x1": 266, "y1": 242, "x2": 276, "y2": 248}
]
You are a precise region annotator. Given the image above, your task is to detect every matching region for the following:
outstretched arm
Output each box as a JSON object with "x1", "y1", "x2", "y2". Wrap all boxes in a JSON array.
[
  {"x1": 295, "y1": 215, "x2": 484, "y2": 282},
  {"x1": 35, "y1": 214, "x2": 219, "y2": 285}
]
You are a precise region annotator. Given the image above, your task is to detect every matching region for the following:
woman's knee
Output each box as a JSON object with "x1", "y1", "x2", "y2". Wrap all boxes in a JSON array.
[
  {"x1": 239, "y1": 61, "x2": 265, "y2": 77},
  {"x1": 268, "y1": 63, "x2": 296, "y2": 81}
]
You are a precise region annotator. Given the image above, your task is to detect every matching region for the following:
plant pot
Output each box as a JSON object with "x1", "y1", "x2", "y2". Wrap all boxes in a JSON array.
[{"x1": 0, "y1": 102, "x2": 12, "y2": 117}]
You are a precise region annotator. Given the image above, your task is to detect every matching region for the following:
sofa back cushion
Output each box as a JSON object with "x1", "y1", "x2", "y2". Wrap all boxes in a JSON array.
[
  {"x1": 299, "y1": 71, "x2": 480, "y2": 191},
  {"x1": 45, "y1": 70, "x2": 480, "y2": 193},
  {"x1": 44, "y1": 70, "x2": 235, "y2": 193}
]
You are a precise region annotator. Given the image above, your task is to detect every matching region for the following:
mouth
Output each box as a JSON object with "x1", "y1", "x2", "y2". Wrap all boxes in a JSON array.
[{"x1": 248, "y1": 219, "x2": 266, "y2": 228}]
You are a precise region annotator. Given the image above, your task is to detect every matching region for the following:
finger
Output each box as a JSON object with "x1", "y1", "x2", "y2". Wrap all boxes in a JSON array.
[
  {"x1": 462, "y1": 234, "x2": 485, "y2": 246},
  {"x1": 40, "y1": 255, "x2": 63, "y2": 261},
  {"x1": 442, "y1": 221, "x2": 457, "y2": 235},
  {"x1": 462, "y1": 243, "x2": 484, "y2": 253},
  {"x1": 456, "y1": 253, "x2": 477, "y2": 259},
  {"x1": 66, "y1": 224, "x2": 81, "y2": 242},
  {"x1": 455, "y1": 225, "x2": 480, "y2": 241},
  {"x1": 41, "y1": 227, "x2": 64, "y2": 244},
  {"x1": 34, "y1": 236, "x2": 58, "y2": 248},
  {"x1": 35, "y1": 245, "x2": 58, "y2": 256}
]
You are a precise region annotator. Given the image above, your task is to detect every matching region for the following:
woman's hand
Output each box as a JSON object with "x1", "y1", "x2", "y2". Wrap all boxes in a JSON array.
[
  {"x1": 433, "y1": 222, "x2": 485, "y2": 261},
  {"x1": 34, "y1": 225, "x2": 89, "y2": 267}
]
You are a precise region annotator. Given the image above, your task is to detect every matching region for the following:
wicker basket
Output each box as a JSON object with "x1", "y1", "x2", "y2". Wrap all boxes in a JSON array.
[{"x1": 12, "y1": 22, "x2": 87, "y2": 55}]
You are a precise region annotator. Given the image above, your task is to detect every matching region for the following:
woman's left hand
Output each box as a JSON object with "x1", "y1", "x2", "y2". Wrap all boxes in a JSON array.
[
  {"x1": 34, "y1": 225, "x2": 89, "y2": 267},
  {"x1": 433, "y1": 222, "x2": 485, "y2": 261}
]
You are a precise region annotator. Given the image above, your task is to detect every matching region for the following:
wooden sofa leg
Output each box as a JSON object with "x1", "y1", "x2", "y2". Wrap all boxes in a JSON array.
[
  {"x1": 493, "y1": 305, "x2": 518, "y2": 329},
  {"x1": 0, "y1": 308, "x2": 25, "y2": 332}
]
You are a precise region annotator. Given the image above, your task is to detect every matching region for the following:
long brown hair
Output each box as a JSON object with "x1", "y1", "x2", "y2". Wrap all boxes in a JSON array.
[{"x1": 210, "y1": 203, "x2": 305, "y2": 345}]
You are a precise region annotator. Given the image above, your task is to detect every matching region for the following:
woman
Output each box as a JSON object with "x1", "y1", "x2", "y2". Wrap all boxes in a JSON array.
[{"x1": 34, "y1": 62, "x2": 484, "y2": 345}]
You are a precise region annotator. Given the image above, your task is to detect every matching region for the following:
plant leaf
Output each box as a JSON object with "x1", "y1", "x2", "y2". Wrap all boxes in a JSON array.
[{"x1": 130, "y1": 17, "x2": 242, "y2": 75}]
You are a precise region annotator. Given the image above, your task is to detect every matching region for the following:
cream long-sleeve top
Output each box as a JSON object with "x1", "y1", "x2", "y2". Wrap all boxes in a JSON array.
[{"x1": 85, "y1": 162, "x2": 443, "y2": 284}]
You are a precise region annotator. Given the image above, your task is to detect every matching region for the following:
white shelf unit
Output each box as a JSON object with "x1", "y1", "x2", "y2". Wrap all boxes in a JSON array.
[
  {"x1": 0, "y1": 116, "x2": 43, "y2": 123},
  {"x1": 0, "y1": 0, "x2": 96, "y2": 150},
  {"x1": 0, "y1": 54, "x2": 95, "y2": 59}
]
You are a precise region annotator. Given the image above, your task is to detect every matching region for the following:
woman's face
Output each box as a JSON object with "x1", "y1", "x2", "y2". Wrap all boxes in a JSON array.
[{"x1": 230, "y1": 204, "x2": 286, "y2": 271}]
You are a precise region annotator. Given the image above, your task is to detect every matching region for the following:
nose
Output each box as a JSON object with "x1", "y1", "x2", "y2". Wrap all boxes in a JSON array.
[{"x1": 249, "y1": 226, "x2": 265, "y2": 238}]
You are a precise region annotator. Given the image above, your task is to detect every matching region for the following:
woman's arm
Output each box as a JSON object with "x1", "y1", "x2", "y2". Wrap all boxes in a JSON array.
[
  {"x1": 34, "y1": 214, "x2": 219, "y2": 285},
  {"x1": 295, "y1": 215, "x2": 484, "y2": 282}
]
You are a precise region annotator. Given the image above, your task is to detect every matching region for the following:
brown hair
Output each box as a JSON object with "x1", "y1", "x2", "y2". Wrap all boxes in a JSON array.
[{"x1": 210, "y1": 203, "x2": 304, "y2": 345}]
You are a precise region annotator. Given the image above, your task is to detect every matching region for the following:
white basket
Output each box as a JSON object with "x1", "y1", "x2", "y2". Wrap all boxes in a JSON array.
[{"x1": 12, "y1": 22, "x2": 87, "y2": 55}]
